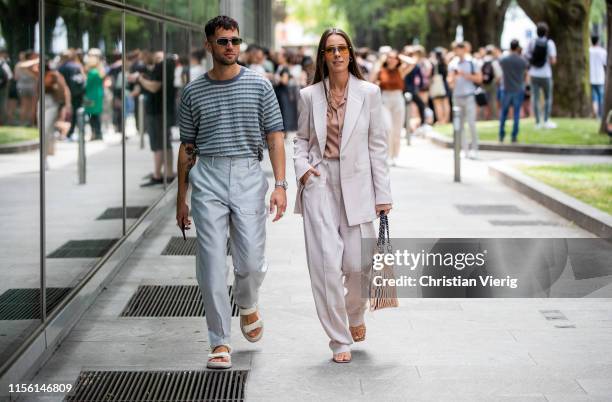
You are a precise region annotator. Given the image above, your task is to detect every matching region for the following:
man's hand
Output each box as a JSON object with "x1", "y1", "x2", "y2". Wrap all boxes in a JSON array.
[
  {"x1": 176, "y1": 201, "x2": 191, "y2": 232},
  {"x1": 300, "y1": 167, "x2": 320, "y2": 185},
  {"x1": 269, "y1": 188, "x2": 287, "y2": 222},
  {"x1": 376, "y1": 203, "x2": 392, "y2": 216}
]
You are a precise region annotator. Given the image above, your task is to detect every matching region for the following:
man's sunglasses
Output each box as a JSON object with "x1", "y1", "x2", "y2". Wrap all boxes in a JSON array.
[
  {"x1": 323, "y1": 45, "x2": 350, "y2": 57},
  {"x1": 215, "y1": 37, "x2": 243, "y2": 47}
]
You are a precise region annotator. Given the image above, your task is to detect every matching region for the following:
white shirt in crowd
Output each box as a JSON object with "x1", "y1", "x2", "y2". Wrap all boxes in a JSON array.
[
  {"x1": 589, "y1": 45, "x2": 607, "y2": 85},
  {"x1": 526, "y1": 37, "x2": 557, "y2": 79}
]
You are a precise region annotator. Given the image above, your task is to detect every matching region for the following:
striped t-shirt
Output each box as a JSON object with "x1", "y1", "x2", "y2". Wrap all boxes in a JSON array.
[{"x1": 178, "y1": 66, "x2": 284, "y2": 160}]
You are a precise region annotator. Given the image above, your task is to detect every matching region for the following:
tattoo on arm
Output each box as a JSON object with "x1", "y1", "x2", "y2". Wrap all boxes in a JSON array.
[
  {"x1": 268, "y1": 141, "x2": 275, "y2": 152},
  {"x1": 184, "y1": 144, "x2": 196, "y2": 184}
]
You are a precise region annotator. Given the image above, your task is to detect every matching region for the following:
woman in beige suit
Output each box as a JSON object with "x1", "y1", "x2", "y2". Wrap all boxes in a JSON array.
[{"x1": 293, "y1": 28, "x2": 392, "y2": 363}]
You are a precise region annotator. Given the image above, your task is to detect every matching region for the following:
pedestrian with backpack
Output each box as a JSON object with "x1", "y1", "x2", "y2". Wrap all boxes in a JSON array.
[
  {"x1": 526, "y1": 22, "x2": 557, "y2": 129},
  {"x1": 480, "y1": 45, "x2": 502, "y2": 120}
]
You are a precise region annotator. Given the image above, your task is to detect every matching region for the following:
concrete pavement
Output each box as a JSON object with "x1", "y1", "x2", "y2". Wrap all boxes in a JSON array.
[{"x1": 22, "y1": 135, "x2": 612, "y2": 401}]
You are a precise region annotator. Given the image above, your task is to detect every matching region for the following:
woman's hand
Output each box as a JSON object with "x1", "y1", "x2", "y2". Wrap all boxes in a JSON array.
[
  {"x1": 376, "y1": 204, "x2": 392, "y2": 216},
  {"x1": 300, "y1": 167, "x2": 320, "y2": 185}
]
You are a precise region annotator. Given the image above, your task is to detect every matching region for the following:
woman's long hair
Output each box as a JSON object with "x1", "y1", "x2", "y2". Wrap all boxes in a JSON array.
[{"x1": 312, "y1": 28, "x2": 364, "y2": 104}]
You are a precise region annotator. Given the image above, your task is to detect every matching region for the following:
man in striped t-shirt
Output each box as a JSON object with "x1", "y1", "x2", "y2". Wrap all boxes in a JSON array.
[{"x1": 176, "y1": 16, "x2": 286, "y2": 369}]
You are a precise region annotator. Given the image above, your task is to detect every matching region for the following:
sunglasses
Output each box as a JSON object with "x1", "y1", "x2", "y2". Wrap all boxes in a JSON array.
[
  {"x1": 215, "y1": 37, "x2": 243, "y2": 47},
  {"x1": 323, "y1": 45, "x2": 350, "y2": 57}
]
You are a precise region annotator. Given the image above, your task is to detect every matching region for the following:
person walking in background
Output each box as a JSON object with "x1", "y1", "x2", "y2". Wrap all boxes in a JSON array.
[
  {"x1": 526, "y1": 22, "x2": 557, "y2": 129},
  {"x1": 499, "y1": 39, "x2": 529, "y2": 143},
  {"x1": 273, "y1": 50, "x2": 298, "y2": 131},
  {"x1": 480, "y1": 45, "x2": 502, "y2": 120},
  {"x1": 42, "y1": 59, "x2": 70, "y2": 163},
  {"x1": 0, "y1": 48, "x2": 13, "y2": 126},
  {"x1": 176, "y1": 15, "x2": 286, "y2": 370},
  {"x1": 589, "y1": 35, "x2": 607, "y2": 119},
  {"x1": 15, "y1": 51, "x2": 39, "y2": 127},
  {"x1": 448, "y1": 42, "x2": 482, "y2": 159},
  {"x1": 58, "y1": 49, "x2": 86, "y2": 140},
  {"x1": 84, "y1": 48, "x2": 105, "y2": 141},
  {"x1": 429, "y1": 47, "x2": 449, "y2": 124},
  {"x1": 372, "y1": 50, "x2": 410, "y2": 166},
  {"x1": 294, "y1": 27, "x2": 392, "y2": 364},
  {"x1": 132, "y1": 50, "x2": 176, "y2": 186},
  {"x1": 402, "y1": 46, "x2": 426, "y2": 129},
  {"x1": 413, "y1": 45, "x2": 432, "y2": 123}
]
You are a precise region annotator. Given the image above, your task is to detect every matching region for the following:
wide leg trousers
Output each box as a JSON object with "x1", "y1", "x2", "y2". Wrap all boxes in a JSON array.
[
  {"x1": 301, "y1": 159, "x2": 375, "y2": 354},
  {"x1": 189, "y1": 156, "x2": 269, "y2": 349}
]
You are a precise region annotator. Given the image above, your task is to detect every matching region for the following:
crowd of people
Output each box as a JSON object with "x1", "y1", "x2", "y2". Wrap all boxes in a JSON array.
[
  {"x1": 229, "y1": 21, "x2": 604, "y2": 163},
  {"x1": 0, "y1": 20, "x2": 607, "y2": 172}
]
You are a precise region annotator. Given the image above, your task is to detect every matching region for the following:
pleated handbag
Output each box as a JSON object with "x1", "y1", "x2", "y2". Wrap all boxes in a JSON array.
[{"x1": 369, "y1": 213, "x2": 399, "y2": 311}]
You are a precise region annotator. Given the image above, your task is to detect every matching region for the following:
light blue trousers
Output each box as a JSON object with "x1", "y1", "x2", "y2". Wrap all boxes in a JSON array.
[{"x1": 189, "y1": 155, "x2": 269, "y2": 349}]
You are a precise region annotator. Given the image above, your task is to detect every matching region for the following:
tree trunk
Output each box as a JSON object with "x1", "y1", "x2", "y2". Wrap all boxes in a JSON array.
[
  {"x1": 426, "y1": 0, "x2": 511, "y2": 50},
  {"x1": 601, "y1": 0, "x2": 612, "y2": 132},
  {"x1": 0, "y1": 0, "x2": 39, "y2": 63},
  {"x1": 517, "y1": 0, "x2": 592, "y2": 117},
  {"x1": 459, "y1": 0, "x2": 512, "y2": 48},
  {"x1": 425, "y1": 2, "x2": 457, "y2": 49}
]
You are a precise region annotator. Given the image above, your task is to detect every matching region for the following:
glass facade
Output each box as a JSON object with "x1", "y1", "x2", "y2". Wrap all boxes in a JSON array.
[{"x1": 0, "y1": 0, "x2": 229, "y2": 376}]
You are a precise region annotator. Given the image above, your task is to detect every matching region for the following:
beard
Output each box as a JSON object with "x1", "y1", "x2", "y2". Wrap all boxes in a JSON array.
[{"x1": 212, "y1": 51, "x2": 237, "y2": 66}]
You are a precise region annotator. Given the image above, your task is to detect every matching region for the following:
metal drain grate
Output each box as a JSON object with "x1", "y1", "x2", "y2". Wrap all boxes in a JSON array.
[
  {"x1": 0, "y1": 288, "x2": 72, "y2": 320},
  {"x1": 455, "y1": 204, "x2": 528, "y2": 215},
  {"x1": 162, "y1": 237, "x2": 231, "y2": 256},
  {"x1": 47, "y1": 239, "x2": 119, "y2": 258},
  {"x1": 65, "y1": 369, "x2": 248, "y2": 401},
  {"x1": 97, "y1": 206, "x2": 149, "y2": 220},
  {"x1": 489, "y1": 220, "x2": 558, "y2": 226},
  {"x1": 120, "y1": 285, "x2": 239, "y2": 317},
  {"x1": 162, "y1": 237, "x2": 197, "y2": 256}
]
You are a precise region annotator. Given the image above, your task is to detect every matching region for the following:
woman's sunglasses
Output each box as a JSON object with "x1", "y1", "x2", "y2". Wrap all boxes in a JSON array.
[
  {"x1": 215, "y1": 37, "x2": 243, "y2": 47},
  {"x1": 323, "y1": 45, "x2": 350, "y2": 57}
]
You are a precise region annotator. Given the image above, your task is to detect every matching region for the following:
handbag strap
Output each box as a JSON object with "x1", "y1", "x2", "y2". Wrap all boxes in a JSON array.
[{"x1": 377, "y1": 213, "x2": 392, "y2": 253}]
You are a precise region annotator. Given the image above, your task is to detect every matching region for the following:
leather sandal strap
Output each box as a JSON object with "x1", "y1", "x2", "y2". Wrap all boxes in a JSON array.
[
  {"x1": 239, "y1": 306, "x2": 257, "y2": 315},
  {"x1": 208, "y1": 352, "x2": 230, "y2": 359},
  {"x1": 242, "y1": 319, "x2": 262, "y2": 333},
  {"x1": 210, "y1": 344, "x2": 232, "y2": 353}
]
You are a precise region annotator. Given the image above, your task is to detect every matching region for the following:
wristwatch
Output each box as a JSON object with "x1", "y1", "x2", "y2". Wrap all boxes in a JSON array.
[{"x1": 274, "y1": 179, "x2": 288, "y2": 190}]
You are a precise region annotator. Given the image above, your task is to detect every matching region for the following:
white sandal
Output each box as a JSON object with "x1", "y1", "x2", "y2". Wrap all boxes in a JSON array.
[
  {"x1": 239, "y1": 306, "x2": 264, "y2": 343},
  {"x1": 207, "y1": 345, "x2": 232, "y2": 369}
]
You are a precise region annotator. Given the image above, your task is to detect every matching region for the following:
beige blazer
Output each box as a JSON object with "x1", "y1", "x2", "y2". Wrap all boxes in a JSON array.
[{"x1": 293, "y1": 74, "x2": 392, "y2": 226}]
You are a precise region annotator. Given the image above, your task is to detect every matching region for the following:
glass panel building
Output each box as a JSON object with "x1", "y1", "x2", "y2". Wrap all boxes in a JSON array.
[{"x1": 0, "y1": 0, "x2": 273, "y2": 388}]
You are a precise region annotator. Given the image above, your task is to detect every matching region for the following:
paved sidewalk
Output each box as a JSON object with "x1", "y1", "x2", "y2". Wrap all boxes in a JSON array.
[{"x1": 25, "y1": 136, "x2": 612, "y2": 401}]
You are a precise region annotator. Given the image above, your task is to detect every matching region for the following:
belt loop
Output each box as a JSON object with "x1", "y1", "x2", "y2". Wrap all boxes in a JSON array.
[{"x1": 211, "y1": 155, "x2": 215, "y2": 166}]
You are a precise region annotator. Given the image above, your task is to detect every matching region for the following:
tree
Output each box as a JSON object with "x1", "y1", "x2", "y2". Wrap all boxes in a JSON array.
[
  {"x1": 426, "y1": 0, "x2": 512, "y2": 50},
  {"x1": 517, "y1": 0, "x2": 592, "y2": 118},
  {"x1": 0, "y1": 0, "x2": 39, "y2": 63}
]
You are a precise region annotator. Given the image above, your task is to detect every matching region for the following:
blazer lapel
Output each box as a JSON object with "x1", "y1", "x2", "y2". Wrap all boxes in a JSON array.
[
  {"x1": 341, "y1": 75, "x2": 365, "y2": 150},
  {"x1": 312, "y1": 81, "x2": 327, "y2": 155}
]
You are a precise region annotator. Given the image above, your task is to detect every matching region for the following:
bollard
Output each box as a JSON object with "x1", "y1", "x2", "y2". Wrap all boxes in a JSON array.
[
  {"x1": 452, "y1": 106, "x2": 461, "y2": 183},
  {"x1": 77, "y1": 107, "x2": 86, "y2": 184},
  {"x1": 138, "y1": 94, "x2": 145, "y2": 149}
]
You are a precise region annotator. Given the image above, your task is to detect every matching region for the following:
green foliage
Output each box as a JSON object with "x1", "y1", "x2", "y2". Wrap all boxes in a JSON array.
[
  {"x1": 435, "y1": 118, "x2": 611, "y2": 145},
  {"x1": 285, "y1": 0, "x2": 350, "y2": 36},
  {"x1": 520, "y1": 163, "x2": 612, "y2": 214},
  {"x1": 590, "y1": 0, "x2": 606, "y2": 26},
  {"x1": 0, "y1": 126, "x2": 39, "y2": 145},
  {"x1": 287, "y1": 0, "x2": 449, "y2": 46}
]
